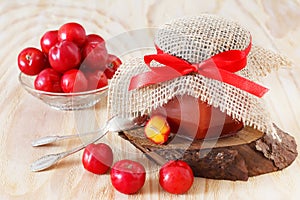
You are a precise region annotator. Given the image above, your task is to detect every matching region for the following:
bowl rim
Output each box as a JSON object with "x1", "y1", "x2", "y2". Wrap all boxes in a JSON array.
[{"x1": 18, "y1": 72, "x2": 109, "y2": 97}]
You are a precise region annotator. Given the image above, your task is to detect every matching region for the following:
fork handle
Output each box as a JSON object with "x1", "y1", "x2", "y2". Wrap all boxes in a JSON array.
[
  {"x1": 30, "y1": 127, "x2": 108, "y2": 172},
  {"x1": 31, "y1": 130, "x2": 101, "y2": 147}
]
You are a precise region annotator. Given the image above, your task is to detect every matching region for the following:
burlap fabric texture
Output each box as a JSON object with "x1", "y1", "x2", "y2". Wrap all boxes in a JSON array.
[{"x1": 108, "y1": 14, "x2": 291, "y2": 140}]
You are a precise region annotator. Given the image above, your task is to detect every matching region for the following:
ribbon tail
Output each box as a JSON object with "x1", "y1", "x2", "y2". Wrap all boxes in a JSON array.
[
  {"x1": 220, "y1": 70, "x2": 268, "y2": 97},
  {"x1": 199, "y1": 68, "x2": 269, "y2": 97}
]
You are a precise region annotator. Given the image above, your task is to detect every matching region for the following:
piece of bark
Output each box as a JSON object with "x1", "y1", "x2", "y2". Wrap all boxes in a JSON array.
[{"x1": 119, "y1": 124, "x2": 297, "y2": 181}]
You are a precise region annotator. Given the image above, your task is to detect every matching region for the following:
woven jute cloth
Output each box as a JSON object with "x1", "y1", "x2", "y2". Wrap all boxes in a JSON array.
[{"x1": 108, "y1": 14, "x2": 291, "y2": 140}]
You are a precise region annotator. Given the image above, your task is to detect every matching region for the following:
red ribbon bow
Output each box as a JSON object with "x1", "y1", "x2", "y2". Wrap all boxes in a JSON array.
[{"x1": 128, "y1": 41, "x2": 268, "y2": 98}]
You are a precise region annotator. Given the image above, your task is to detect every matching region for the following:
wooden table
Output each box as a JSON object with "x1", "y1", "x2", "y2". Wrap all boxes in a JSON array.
[{"x1": 1, "y1": 1, "x2": 299, "y2": 199}]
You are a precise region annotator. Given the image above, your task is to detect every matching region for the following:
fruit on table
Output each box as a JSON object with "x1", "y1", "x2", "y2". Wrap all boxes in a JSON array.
[
  {"x1": 18, "y1": 47, "x2": 48, "y2": 75},
  {"x1": 18, "y1": 22, "x2": 122, "y2": 93},
  {"x1": 152, "y1": 95, "x2": 243, "y2": 140},
  {"x1": 159, "y1": 160, "x2": 194, "y2": 194},
  {"x1": 144, "y1": 115, "x2": 171, "y2": 144},
  {"x1": 82, "y1": 143, "x2": 113, "y2": 175},
  {"x1": 34, "y1": 68, "x2": 62, "y2": 92},
  {"x1": 110, "y1": 159, "x2": 146, "y2": 194},
  {"x1": 61, "y1": 69, "x2": 88, "y2": 93}
]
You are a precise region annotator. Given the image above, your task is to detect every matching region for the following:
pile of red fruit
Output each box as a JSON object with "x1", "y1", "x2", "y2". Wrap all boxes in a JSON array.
[
  {"x1": 82, "y1": 143, "x2": 194, "y2": 195},
  {"x1": 81, "y1": 116, "x2": 194, "y2": 195},
  {"x1": 17, "y1": 22, "x2": 121, "y2": 93}
]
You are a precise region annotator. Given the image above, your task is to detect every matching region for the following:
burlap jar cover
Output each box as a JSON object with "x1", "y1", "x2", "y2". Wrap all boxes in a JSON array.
[{"x1": 108, "y1": 14, "x2": 291, "y2": 141}]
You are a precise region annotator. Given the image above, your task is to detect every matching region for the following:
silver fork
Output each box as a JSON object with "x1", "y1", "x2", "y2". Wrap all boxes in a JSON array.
[
  {"x1": 30, "y1": 116, "x2": 139, "y2": 172},
  {"x1": 31, "y1": 131, "x2": 98, "y2": 147}
]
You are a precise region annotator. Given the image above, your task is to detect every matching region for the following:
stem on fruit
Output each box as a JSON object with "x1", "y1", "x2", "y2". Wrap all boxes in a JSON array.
[
  {"x1": 108, "y1": 63, "x2": 114, "y2": 69},
  {"x1": 26, "y1": 54, "x2": 31, "y2": 61}
]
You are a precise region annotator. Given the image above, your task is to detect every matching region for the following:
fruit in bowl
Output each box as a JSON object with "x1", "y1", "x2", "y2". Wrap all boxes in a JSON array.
[{"x1": 18, "y1": 22, "x2": 122, "y2": 110}]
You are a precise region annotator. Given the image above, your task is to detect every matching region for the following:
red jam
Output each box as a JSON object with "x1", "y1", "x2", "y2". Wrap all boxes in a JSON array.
[{"x1": 152, "y1": 95, "x2": 243, "y2": 140}]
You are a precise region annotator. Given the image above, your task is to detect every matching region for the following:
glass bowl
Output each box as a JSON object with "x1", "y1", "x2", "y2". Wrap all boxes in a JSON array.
[{"x1": 19, "y1": 72, "x2": 108, "y2": 111}]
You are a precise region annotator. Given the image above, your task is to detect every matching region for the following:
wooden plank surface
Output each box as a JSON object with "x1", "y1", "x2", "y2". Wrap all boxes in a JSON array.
[{"x1": 0, "y1": 1, "x2": 299, "y2": 199}]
